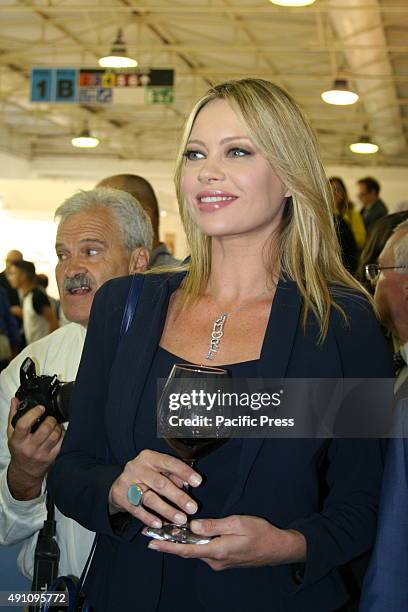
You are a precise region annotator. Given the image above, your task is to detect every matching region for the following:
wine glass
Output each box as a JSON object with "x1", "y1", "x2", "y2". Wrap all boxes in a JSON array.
[{"x1": 144, "y1": 363, "x2": 231, "y2": 544}]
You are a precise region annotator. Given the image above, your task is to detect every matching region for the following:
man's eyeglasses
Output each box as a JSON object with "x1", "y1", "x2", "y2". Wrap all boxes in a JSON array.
[{"x1": 365, "y1": 263, "x2": 408, "y2": 282}]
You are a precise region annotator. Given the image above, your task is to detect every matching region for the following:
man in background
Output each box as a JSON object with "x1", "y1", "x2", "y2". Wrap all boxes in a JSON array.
[
  {"x1": 98, "y1": 174, "x2": 179, "y2": 267},
  {"x1": 0, "y1": 250, "x2": 24, "y2": 344},
  {"x1": 7, "y1": 260, "x2": 59, "y2": 345},
  {"x1": 360, "y1": 220, "x2": 408, "y2": 610},
  {"x1": 0, "y1": 187, "x2": 152, "y2": 587},
  {"x1": 369, "y1": 220, "x2": 408, "y2": 393},
  {"x1": 0, "y1": 250, "x2": 23, "y2": 310},
  {"x1": 357, "y1": 177, "x2": 388, "y2": 236},
  {"x1": 0, "y1": 287, "x2": 21, "y2": 371}
]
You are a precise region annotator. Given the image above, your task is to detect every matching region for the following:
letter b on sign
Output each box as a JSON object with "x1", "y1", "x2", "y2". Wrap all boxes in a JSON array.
[
  {"x1": 55, "y1": 69, "x2": 77, "y2": 102},
  {"x1": 58, "y1": 80, "x2": 73, "y2": 98}
]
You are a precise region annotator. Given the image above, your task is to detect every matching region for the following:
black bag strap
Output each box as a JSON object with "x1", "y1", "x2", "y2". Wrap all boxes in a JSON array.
[{"x1": 119, "y1": 274, "x2": 145, "y2": 340}]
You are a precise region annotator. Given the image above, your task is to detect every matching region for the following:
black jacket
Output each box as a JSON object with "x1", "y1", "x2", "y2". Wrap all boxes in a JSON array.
[
  {"x1": 361, "y1": 199, "x2": 388, "y2": 235},
  {"x1": 50, "y1": 273, "x2": 393, "y2": 612}
]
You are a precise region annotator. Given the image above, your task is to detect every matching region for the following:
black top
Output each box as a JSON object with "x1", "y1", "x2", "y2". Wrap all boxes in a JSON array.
[
  {"x1": 360, "y1": 199, "x2": 388, "y2": 235},
  {"x1": 334, "y1": 214, "x2": 359, "y2": 274},
  {"x1": 0, "y1": 270, "x2": 20, "y2": 307},
  {"x1": 136, "y1": 346, "x2": 257, "y2": 611},
  {"x1": 29, "y1": 287, "x2": 51, "y2": 314}
]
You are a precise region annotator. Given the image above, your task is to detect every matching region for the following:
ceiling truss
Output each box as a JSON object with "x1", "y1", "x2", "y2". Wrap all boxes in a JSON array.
[{"x1": 0, "y1": 0, "x2": 407, "y2": 165}]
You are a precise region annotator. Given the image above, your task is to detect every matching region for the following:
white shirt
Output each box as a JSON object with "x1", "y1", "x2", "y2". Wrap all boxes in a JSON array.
[
  {"x1": 22, "y1": 289, "x2": 50, "y2": 345},
  {"x1": 395, "y1": 341, "x2": 408, "y2": 394},
  {"x1": 0, "y1": 323, "x2": 94, "y2": 581}
]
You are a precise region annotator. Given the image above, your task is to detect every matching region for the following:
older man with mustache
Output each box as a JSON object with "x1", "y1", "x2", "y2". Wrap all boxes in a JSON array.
[
  {"x1": 0, "y1": 187, "x2": 152, "y2": 586},
  {"x1": 360, "y1": 221, "x2": 408, "y2": 611}
]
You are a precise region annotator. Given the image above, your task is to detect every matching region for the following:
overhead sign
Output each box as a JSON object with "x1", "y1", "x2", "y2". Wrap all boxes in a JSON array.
[{"x1": 30, "y1": 68, "x2": 174, "y2": 105}]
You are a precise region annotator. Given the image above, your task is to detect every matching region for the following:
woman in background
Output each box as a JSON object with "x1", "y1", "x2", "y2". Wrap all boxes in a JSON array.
[
  {"x1": 50, "y1": 79, "x2": 393, "y2": 612},
  {"x1": 330, "y1": 176, "x2": 366, "y2": 251}
]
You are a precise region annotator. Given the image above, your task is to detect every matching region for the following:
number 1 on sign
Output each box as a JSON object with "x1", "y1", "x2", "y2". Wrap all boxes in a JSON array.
[
  {"x1": 37, "y1": 80, "x2": 47, "y2": 98},
  {"x1": 30, "y1": 68, "x2": 53, "y2": 102}
]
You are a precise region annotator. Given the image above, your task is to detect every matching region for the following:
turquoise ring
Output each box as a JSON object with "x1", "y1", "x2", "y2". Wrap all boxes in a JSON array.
[{"x1": 127, "y1": 484, "x2": 145, "y2": 507}]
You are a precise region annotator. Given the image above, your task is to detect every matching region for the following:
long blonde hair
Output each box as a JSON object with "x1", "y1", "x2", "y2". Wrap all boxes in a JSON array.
[{"x1": 172, "y1": 78, "x2": 367, "y2": 339}]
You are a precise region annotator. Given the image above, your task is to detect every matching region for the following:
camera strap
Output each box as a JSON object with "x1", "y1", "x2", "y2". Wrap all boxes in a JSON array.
[
  {"x1": 29, "y1": 492, "x2": 60, "y2": 611},
  {"x1": 36, "y1": 274, "x2": 145, "y2": 612}
]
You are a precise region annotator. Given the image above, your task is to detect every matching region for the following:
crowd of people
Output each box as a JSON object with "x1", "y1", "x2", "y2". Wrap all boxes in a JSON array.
[
  {"x1": 0, "y1": 252, "x2": 58, "y2": 371},
  {"x1": 0, "y1": 171, "x2": 398, "y2": 374},
  {"x1": 0, "y1": 77, "x2": 407, "y2": 611},
  {"x1": 1, "y1": 168, "x2": 397, "y2": 375}
]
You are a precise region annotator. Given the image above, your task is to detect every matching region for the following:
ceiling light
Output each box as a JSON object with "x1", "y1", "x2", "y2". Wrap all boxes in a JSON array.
[
  {"x1": 321, "y1": 79, "x2": 359, "y2": 105},
  {"x1": 71, "y1": 128, "x2": 100, "y2": 148},
  {"x1": 269, "y1": 0, "x2": 316, "y2": 6},
  {"x1": 349, "y1": 135, "x2": 379, "y2": 155},
  {"x1": 99, "y1": 29, "x2": 137, "y2": 69}
]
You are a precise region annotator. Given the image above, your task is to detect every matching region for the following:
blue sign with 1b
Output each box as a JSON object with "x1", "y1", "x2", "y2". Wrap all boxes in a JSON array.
[{"x1": 31, "y1": 69, "x2": 53, "y2": 102}]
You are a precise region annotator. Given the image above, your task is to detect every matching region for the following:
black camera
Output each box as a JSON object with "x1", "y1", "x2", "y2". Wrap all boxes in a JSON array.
[{"x1": 11, "y1": 357, "x2": 74, "y2": 432}]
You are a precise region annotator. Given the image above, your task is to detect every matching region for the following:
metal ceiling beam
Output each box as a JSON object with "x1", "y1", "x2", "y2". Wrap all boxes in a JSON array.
[
  {"x1": 1, "y1": 1, "x2": 407, "y2": 166},
  {"x1": 168, "y1": 69, "x2": 408, "y2": 81},
  {"x1": 2, "y1": 60, "x2": 408, "y2": 83},
  {"x1": 15, "y1": 0, "x2": 100, "y2": 58},
  {"x1": 328, "y1": 0, "x2": 406, "y2": 155},
  {"x1": 217, "y1": 0, "x2": 286, "y2": 91},
  {"x1": 3, "y1": 4, "x2": 408, "y2": 14},
  {"x1": 117, "y1": 0, "x2": 211, "y2": 111},
  {"x1": 3, "y1": 43, "x2": 408, "y2": 54},
  {"x1": 1, "y1": 0, "x2": 159, "y2": 155}
]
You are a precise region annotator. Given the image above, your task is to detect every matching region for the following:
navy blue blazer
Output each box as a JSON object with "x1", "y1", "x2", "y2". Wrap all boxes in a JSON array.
[
  {"x1": 360, "y1": 401, "x2": 408, "y2": 611},
  {"x1": 50, "y1": 273, "x2": 393, "y2": 612}
]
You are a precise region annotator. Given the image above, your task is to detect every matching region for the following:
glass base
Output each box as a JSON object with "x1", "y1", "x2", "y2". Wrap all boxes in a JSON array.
[{"x1": 142, "y1": 523, "x2": 211, "y2": 545}]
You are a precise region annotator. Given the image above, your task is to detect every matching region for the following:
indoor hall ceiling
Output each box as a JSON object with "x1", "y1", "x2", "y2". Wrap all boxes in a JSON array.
[{"x1": 1, "y1": 0, "x2": 408, "y2": 166}]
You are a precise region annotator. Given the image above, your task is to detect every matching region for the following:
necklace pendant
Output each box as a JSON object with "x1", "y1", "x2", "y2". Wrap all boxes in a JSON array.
[{"x1": 206, "y1": 313, "x2": 228, "y2": 361}]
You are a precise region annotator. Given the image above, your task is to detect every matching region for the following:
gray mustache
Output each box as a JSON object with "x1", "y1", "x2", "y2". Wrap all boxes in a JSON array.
[{"x1": 63, "y1": 274, "x2": 93, "y2": 292}]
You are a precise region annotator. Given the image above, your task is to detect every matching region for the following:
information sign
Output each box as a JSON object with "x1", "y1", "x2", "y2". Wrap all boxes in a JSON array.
[{"x1": 30, "y1": 67, "x2": 174, "y2": 105}]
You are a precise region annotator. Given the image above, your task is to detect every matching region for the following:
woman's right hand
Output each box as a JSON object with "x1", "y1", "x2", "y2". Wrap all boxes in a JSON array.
[{"x1": 108, "y1": 449, "x2": 202, "y2": 529}]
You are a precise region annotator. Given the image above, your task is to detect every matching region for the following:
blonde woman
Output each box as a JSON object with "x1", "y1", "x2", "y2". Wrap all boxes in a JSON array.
[{"x1": 51, "y1": 79, "x2": 393, "y2": 612}]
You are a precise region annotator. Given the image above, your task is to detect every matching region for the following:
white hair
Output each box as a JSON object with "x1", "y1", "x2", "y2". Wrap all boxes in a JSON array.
[
  {"x1": 392, "y1": 221, "x2": 408, "y2": 269},
  {"x1": 54, "y1": 187, "x2": 153, "y2": 251}
]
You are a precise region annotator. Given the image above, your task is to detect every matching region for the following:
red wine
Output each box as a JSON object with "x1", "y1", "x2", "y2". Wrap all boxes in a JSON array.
[{"x1": 165, "y1": 437, "x2": 227, "y2": 462}]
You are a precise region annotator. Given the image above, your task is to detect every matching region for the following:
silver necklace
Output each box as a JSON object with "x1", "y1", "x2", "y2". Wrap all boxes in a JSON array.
[{"x1": 205, "y1": 290, "x2": 268, "y2": 361}]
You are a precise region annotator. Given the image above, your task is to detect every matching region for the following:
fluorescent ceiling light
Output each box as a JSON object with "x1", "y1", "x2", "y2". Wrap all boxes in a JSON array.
[
  {"x1": 270, "y1": 0, "x2": 316, "y2": 6},
  {"x1": 349, "y1": 135, "x2": 379, "y2": 154},
  {"x1": 99, "y1": 29, "x2": 137, "y2": 69},
  {"x1": 99, "y1": 55, "x2": 138, "y2": 69},
  {"x1": 321, "y1": 79, "x2": 359, "y2": 105},
  {"x1": 71, "y1": 128, "x2": 100, "y2": 148}
]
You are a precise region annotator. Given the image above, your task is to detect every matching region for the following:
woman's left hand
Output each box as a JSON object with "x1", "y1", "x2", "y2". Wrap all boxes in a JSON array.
[{"x1": 145, "y1": 515, "x2": 306, "y2": 571}]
